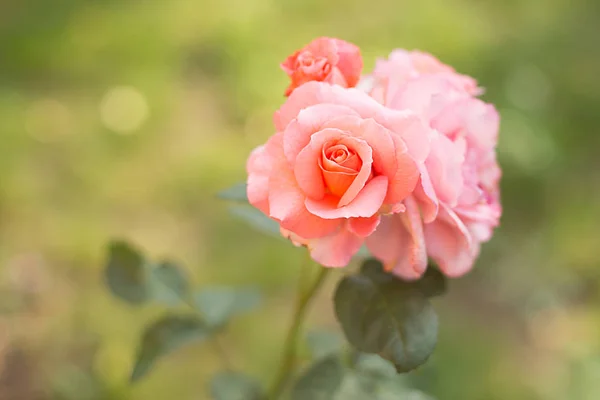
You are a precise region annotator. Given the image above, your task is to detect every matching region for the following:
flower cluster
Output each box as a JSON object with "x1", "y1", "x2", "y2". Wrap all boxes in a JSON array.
[{"x1": 247, "y1": 37, "x2": 501, "y2": 279}]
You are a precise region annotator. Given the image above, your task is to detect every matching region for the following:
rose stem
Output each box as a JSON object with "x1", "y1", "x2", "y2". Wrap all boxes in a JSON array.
[{"x1": 267, "y1": 259, "x2": 330, "y2": 399}]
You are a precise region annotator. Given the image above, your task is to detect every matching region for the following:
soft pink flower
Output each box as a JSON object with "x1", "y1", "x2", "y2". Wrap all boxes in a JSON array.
[
  {"x1": 247, "y1": 82, "x2": 435, "y2": 267},
  {"x1": 368, "y1": 51, "x2": 501, "y2": 279},
  {"x1": 282, "y1": 37, "x2": 363, "y2": 96},
  {"x1": 370, "y1": 49, "x2": 481, "y2": 105}
]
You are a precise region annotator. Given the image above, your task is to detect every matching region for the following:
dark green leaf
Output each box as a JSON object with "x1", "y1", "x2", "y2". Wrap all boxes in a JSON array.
[
  {"x1": 194, "y1": 287, "x2": 261, "y2": 328},
  {"x1": 228, "y1": 205, "x2": 283, "y2": 239},
  {"x1": 105, "y1": 241, "x2": 149, "y2": 304},
  {"x1": 360, "y1": 259, "x2": 447, "y2": 298},
  {"x1": 150, "y1": 261, "x2": 190, "y2": 306},
  {"x1": 416, "y1": 267, "x2": 447, "y2": 298},
  {"x1": 334, "y1": 263, "x2": 438, "y2": 373},
  {"x1": 291, "y1": 355, "x2": 345, "y2": 400},
  {"x1": 131, "y1": 314, "x2": 210, "y2": 382},
  {"x1": 306, "y1": 330, "x2": 344, "y2": 360},
  {"x1": 210, "y1": 372, "x2": 263, "y2": 400},
  {"x1": 218, "y1": 183, "x2": 248, "y2": 202}
]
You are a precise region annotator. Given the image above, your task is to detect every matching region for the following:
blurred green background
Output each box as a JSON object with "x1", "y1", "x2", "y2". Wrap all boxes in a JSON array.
[{"x1": 1, "y1": 0, "x2": 600, "y2": 399}]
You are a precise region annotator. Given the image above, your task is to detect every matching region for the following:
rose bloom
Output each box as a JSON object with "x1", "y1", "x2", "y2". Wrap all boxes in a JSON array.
[
  {"x1": 281, "y1": 37, "x2": 363, "y2": 96},
  {"x1": 246, "y1": 81, "x2": 435, "y2": 267},
  {"x1": 367, "y1": 50, "x2": 501, "y2": 279}
]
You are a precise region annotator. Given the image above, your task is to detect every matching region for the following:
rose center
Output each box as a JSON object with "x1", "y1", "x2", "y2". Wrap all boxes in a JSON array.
[
  {"x1": 320, "y1": 141, "x2": 363, "y2": 197},
  {"x1": 296, "y1": 52, "x2": 331, "y2": 79}
]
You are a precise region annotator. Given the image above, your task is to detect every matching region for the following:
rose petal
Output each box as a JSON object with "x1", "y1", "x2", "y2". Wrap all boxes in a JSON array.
[
  {"x1": 424, "y1": 131, "x2": 465, "y2": 207},
  {"x1": 274, "y1": 82, "x2": 384, "y2": 132},
  {"x1": 246, "y1": 144, "x2": 272, "y2": 215},
  {"x1": 424, "y1": 205, "x2": 476, "y2": 277},
  {"x1": 432, "y1": 98, "x2": 499, "y2": 153},
  {"x1": 366, "y1": 196, "x2": 427, "y2": 280},
  {"x1": 305, "y1": 175, "x2": 388, "y2": 219},
  {"x1": 414, "y1": 169, "x2": 439, "y2": 223},
  {"x1": 331, "y1": 39, "x2": 363, "y2": 87},
  {"x1": 325, "y1": 66, "x2": 350, "y2": 87},
  {"x1": 308, "y1": 226, "x2": 363, "y2": 267},
  {"x1": 322, "y1": 168, "x2": 357, "y2": 197},
  {"x1": 348, "y1": 215, "x2": 381, "y2": 237},
  {"x1": 395, "y1": 196, "x2": 428, "y2": 279},
  {"x1": 266, "y1": 134, "x2": 340, "y2": 239},
  {"x1": 386, "y1": 133, "x2": 420, "y2": 203},
  {"x1": 380, "y1": 110, "x2": 431, "y2": 163},
  {"x1": 283, "y1": 104, "x2": 360, "y2": 165},
  {"x1": 294, "y1": 128, "x2": 369, "y2": 201},
  {"x1": 336, "y1": 136, "x2": 373, "y2": 207}
]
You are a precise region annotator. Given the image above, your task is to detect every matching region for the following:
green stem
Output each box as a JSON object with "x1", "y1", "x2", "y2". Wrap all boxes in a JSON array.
[{"x1": 267, "y1": 264, "x2": 330, "y2": 399}]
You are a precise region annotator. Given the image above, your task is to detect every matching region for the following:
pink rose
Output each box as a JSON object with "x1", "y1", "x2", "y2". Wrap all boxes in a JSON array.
[
  {"x1": 369, "y1": 49, "x2": 481, "y2": 106},
  {"x1": 368, "y1": 51, "x2": 501, "y2": 279},
  {"x1": 247, "y1": 82, "x2": 434, "y2": 267},
  {"x1": 282, "y1": 37, "x2": 363, "y2": 96}
]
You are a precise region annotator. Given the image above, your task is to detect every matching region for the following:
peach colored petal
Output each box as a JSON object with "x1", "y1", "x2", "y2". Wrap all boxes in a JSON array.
[
  {"x1": 308, "y1": 226, "x2": 363, "y2": 267},
  {"x1": 283, "y1": 104, "x2": 359, "y2": 164},
  {"x1": 339, "y1": 153, "x2": 361, "y2": 170},
  {"x1": 380, "y1": 110, "x2": 431, "y2": 163},
  {"x1": 305, "y1": 37, "x2": 340, "y2": 64},
  {"x1": 274, "y1": 82, "x2": 384, "y2": 132},
  {"x1": 332, "y1": 39, "x2": 363, "y2": 87},
  {"x1": 293, "y1": 138, "x2": 328, "y2": 201},
  {"x1": 336, "y1": 136, "x2": 373, "y2": 207},
  {"x1": 305, "y1": 175, "x2": 388, "y2": 219},
  {"x1": 366, "y1": 196, "x2": 427, "y2": 280},
  {"x1": 320, "y1": 115, "x2": 419, "y2": 205},
  {"x1": 413, "y1": 168, "x2": 439, "y2": 223},
  {"x1": 246, "y1": 144, "x2": 272, "y2": 215},
  {"x1": 267, "y1": 136, "x2": 304, "y2": 222},
  {"x1": 348, "y1": 215, "x2": 381, "y2": 237},
  {"x1": 322, "y1": 169, "x2": 357, "y2": 197},
  {"x1": 322, "y1": 150, "x2": 360, "y2": 173},
  {"x1": 293, "y1": 127, "x2": 369, "y2": 202},
  {"x1": 365, "y1": 214, "x2": 403, "y2": 269},
  {"x1": 395, "y1": 196, "x2": 428, "y2": 279},
  {"x1": 266, "y1": 134, "x2": 340, "y2": 239},
  {"x1": 424, "y1": 205, "x2": 476, "y2": 277},
  {"x1": 279, "y1": 204, "x2": 342, "y2": 240},
  {"x1": 386, "y1": 133, "x2": 420, "y2": 204},
  {"x1": 323, "y1": 116, "x2": 395, "y2": 176},
  {"x1": 325, "y1": 66, "x2": 350, "y2": 87}
]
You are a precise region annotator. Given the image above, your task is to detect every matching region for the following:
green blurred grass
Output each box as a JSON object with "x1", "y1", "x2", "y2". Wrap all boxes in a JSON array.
[{"x1": 1, "y1": 0, "x2": 600, "y2": 399}]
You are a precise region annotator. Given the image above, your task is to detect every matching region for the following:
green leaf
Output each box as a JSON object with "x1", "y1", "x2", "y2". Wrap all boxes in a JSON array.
[
  {"x1": 306, "y1": 330, "x2": 344, "y2": 360},
  {"x1": 149, "y1": 261, "x2": 190, "y2": 306},
  {"x1": 210, "y1": 372, "x2": 264, "y2": 400},
  {"x1": 360, "y1": 258, "x2": 447, "y2": 298},
  {"x1": 218, "y1": 183, "x2": 248, "y2": 202},
  {"x1": 131, "y1": 314, "x2": 210, "y2": 382},
  {"x1": 416, "y1": 267, "x2": 447, "y2": 298},
  {"x1": 194, "y1": 287, "x2": 261, "y2": 328},
  {"x1": 334, "y1": 260, "x2": 439, "y2": 373},
  {"x1": 291, "y1": 355, "x2": 346, "y2": 400},
  {"x1": 228, "y1": 205, "x2": 283, "y2": 239},
  {"x1": 105, "y1": 241, "x2": 149, "y2": 304}
]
